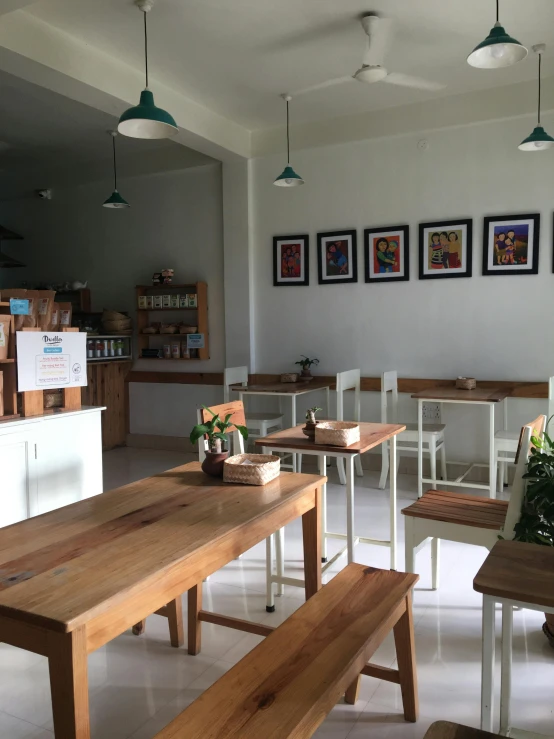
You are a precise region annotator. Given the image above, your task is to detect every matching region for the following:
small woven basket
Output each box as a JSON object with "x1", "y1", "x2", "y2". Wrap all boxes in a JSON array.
[
  {"x1": 223, "y1": 454, "x2": 281, "y2": 486},
  {"x1": 315, "y1": 421, "x2": 360, "y2": 447},
  {"x1": 280, "y1": 373, "x2": 298, "y2": 383},
  {"x1": 455, "y1": 377, "x2": 476, "y2": 390}
]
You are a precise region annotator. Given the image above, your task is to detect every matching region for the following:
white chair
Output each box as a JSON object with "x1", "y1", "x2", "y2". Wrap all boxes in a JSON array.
[
  {"x1": 336, "y1": 369, "x2": 364, "y2": 485},
  {"x1": 379, "y1": 371, "x2": 447, "y2": 490},
  {"x1": 495, "y1": 376, "x2": 554, "y2": 493},
  {"x1": 224, "y1": 366, "x2": 284, "y2": 449},
  {"x1": 403, "y1": 415, "x2": 546, "y2": 590}
]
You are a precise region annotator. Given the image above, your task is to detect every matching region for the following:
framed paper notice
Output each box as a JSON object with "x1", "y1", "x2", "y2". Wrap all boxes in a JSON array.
[{"x1": 16, "y1": 332, "x2": 87, "y2": 391}]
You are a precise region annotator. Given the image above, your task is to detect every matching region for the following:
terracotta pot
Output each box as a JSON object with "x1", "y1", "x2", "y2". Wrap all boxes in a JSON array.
[
  {"x1": 302, "y1": 422, "x2": 317, "y2": 440},
  {"x1": 201, "y1": 450, "x2": 229, "y2": 477},
  {"x1": 301, "y1": 369, "x2": 312, "y2": 378}
]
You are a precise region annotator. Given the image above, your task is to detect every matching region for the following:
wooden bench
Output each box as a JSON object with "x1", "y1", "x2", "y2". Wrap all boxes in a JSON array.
[
  {"x1": 155, "y1": 563, "x2": 419, "y2": 739},
  {"x1": 424, "y1": 721, "x2": 502, "y2": 738}
]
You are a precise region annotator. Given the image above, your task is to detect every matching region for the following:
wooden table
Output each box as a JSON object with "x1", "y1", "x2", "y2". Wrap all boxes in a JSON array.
[
  {"x1": 0, "y1": 461, "x2": 324, "y2": 739},
  {"x1": 412, "y1": 386, "x2": 509, "y2": 498},
  {"x1": 232, "y1": 380, "x2": 332, "y2": 471},
  {"x1": 474, "y1": 540, "x2": 554, "y2": 737},
  {"x1": 256, "y1": 422, "x2": 405, "y2": 607}
]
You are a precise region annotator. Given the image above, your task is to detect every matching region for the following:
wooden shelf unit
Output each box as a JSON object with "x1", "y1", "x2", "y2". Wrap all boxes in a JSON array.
[
  {"x1": 135, "y1": 282, "x2": 209, "y2": 361},
  {"x1": 0, "y1": 303, "x2": 17, "y2": 418}
]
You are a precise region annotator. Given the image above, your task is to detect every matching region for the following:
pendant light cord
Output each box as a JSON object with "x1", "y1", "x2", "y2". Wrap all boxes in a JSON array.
[
  {"x1": 286, "y1": 99, "x2": 290, "y2": 164},
  {"x1": 538, "y1": 52, "x2": 542, "y2": 125},
  {"x1": 112, "y1": 135, "x2": 118, "y2": 191},
  {"x1": 143, "y1": 10, "x2": 149, "y2": 89},
  {"x1": 496, "y1": 0, "x2": 499, "y2": 23}
]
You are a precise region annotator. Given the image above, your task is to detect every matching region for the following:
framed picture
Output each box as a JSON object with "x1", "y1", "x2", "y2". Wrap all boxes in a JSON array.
[
  {"x1": 317, "y1": 230, "x2": 357, "y2": 284},
  {"x1": 364, "y1": 225, "x2": 409, "y2": 283},
  {"x1": 419, "y1": 219, "x2": 472, "y2": 280},
  {"x1": 273, "y1": 234, "x2": 309, "y2": 286},
  {"x1": 482, "y1": 214, "x2": 540, "y2": 276}
]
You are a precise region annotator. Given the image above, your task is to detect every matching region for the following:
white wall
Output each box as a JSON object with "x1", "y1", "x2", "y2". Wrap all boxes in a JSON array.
[
  {"x1": 0, "y1": 163, "x2": 225, "y2": 437},
  {"x1": 251, "y1": 113, "x2": 554, "y2": 462}
]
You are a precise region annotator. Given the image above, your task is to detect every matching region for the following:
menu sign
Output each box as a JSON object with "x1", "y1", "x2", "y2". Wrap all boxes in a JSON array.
[{"x1": 16, "y1": 332, "x2": 87, "y2": 391}]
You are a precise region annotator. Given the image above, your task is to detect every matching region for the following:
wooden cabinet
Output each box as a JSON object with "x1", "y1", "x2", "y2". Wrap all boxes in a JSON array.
[{"x1": 83, "y1": 360, "x2": 131, "y2": 450}]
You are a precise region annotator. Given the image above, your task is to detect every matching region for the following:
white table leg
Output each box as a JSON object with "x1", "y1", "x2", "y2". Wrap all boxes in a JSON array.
[
  {"x1": 389, "y1": 435, "x2": 397, "y2": 570},
  {"x1": 417, "y1": 399, "x2": 423, "y2": 498},
  {"x1": 266, "y1": 534, "x2": 275, "y2": 612},
  {"x1": 275, "y1": 527, "x2": 284, "y2": 597},
  {"x1": 291, "y1": 396, "x2": 297, "y2": 473},
  {"x1": 481, "y1": 594, "x2": 496, "y2": 732},
  {"x1": 500, "y1": 602, "x2": 513, "y2": 735},
  {"x1": 325, "y1": 386, "x2": 330, "y2": 419},
  {"x1": 318, "y1": 455, "x2": 328, "y2": 563},
  {"x1": 346, "y1": 456, "x2": 355, "y2": 563},
  {"x1": 489, "y1": 403, "x2": 496, "y2": 499}
]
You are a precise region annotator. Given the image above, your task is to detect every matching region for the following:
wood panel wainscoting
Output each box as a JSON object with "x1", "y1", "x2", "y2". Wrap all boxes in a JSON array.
[{"x1": 83, "y1": 360, "x2": 132, "y2": 450}]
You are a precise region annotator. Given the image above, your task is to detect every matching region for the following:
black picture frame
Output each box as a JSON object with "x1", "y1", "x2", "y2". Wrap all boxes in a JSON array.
[
  {"x1": 419, "y1": 219, "x2": 473, "y2": 280},
  {"x1": 317, "y1": 229, "x2": 358, "y2": 285},
  {"x1": 364, "y1": 225, "x2": 410, "y2": 284},
  {"x1": 273, "y1": 234, "x2": 309, "y2": 286},
  {"x1": 482, "y1": 213, "x2": 540, "y2": 276}
]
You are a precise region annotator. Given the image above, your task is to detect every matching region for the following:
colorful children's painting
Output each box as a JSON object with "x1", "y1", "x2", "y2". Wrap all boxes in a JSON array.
[
  {"x1": 419, "y1": 219, "x2": 473, "y2": 280},
  {"x1": 317, "y1": 230, "x2": 357, "y2": 284},
  {"x1": 364, "y1": 226, "x2": 409, "y2": 283},
  {"x1": 482, "y1": 215, "x2": 540, "y2": 276},
  {"x1": 273, "y1": 234, "x2": 309, "y2": 286}
]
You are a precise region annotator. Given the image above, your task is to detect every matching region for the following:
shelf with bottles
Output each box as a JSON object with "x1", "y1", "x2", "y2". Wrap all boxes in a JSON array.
[{"x1": 86, "y1": 335, "x2": 132, "y2": 362}]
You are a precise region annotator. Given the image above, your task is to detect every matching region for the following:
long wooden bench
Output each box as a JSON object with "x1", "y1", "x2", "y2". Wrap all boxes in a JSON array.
[
  {"x1": 424, "y1": 721, "x2": 502, "y2": 738},
  {"x1": 155, "y1": 563, "x2": 419, "y2": 739}
]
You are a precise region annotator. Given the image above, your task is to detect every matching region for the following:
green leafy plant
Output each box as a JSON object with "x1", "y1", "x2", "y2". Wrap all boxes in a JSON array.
[
  {"x1": 514, "y1": 424, "x2": 554, "y2": 546},
  {"x1": 305, "y1": 406, "x2": 322, "y2": 424},
  {"x1": 190, "y1": 406, "x2": 248, "y2": 453},
  {"x1": 295, "y1": 355, "x2": 319, "y2": 371}
]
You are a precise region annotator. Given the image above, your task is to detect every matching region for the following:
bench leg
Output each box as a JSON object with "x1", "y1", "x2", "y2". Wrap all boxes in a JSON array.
[
  {"x1": 132, "y1": 620, "x2": 146, "y2": 636},
  {"x1": 344, "y1": 675, "x2": 361, "y2": 705},
  {"x1": 48, "y1": 626, "x2": 90, "y2": 739},
  {"x1": 167, "y1": 597, "x2": 184, "y2": 648},
  {"x1": 393, "y1": 592, "x2": 418, "y2": 722},
  {"x1": 188, "y1": 585, "x2": 202, "y2": 655}
]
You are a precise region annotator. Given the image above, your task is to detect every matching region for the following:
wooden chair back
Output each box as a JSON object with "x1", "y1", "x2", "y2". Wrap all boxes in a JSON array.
[
  {"x1": 223, "y1": 366, "x2": 248, "y2": 403},
  {"x1": 197, "y1": 401, "x2": 246, "y2": 461},
  {"x1": 503, "y1": 415, "x2": 546, "y2": 538},
  {"x1": 336, "y1": 369, "x2": 361, "y2": 422},
  {"x1": 381, "y1": 370, "x2": 399, "y2": 424}
]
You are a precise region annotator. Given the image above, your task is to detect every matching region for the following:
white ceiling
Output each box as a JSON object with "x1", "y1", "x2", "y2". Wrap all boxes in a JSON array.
[{"x1": 24, "y1": 0, "x2": 554, "y2": 130}]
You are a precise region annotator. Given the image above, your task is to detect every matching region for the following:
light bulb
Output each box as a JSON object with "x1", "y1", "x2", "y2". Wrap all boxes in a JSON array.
[
  {"x1": 534, "y1": 141, "x2": 544, "y2": 149},
  {"x1": 491, "y1": 44, "x2": 507, "y2": 59},
  {"x1": 285, "y1": 179, "x2": 293, "y2": 184}
]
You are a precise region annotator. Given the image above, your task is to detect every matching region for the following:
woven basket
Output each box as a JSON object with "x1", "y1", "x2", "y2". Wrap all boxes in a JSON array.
[
  {"x1": 159, "y1": 325, "x2": 178, "y2": 334},
  {"x1": 280, "y1": 373, "x2": 298, "y2": 383},
  {"x1": 179, "y1": 325, "x2": 198, "y2": 334},
  {"x1": 102, "y1": 318, "x2": 132, "y2": 331},
  {"x1": 223, "y1": 454, "x2": 281, "y2": 486},
  {"x1": 455, "y1": 377, "x2": 476, "y2": 390},
  {"x1": 315, "y1": 421, "x2": 360, "y2": 447}
]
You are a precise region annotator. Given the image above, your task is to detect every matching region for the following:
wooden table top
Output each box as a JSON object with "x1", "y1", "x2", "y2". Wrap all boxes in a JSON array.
[
  {"x1": 0, "y1": 462, "x2": 325, "y2": 633},
  {"x1": 255, "y1": 422, "x2": 406, "y2": 455},
  {"x1": 232, "y1": 380, "x2": 331, "y2": 394},
  {"x1": 473, "y1": 540, "x2": 554, "y2": 608},
  {"x1": 411, "y1": 386, "x2": 509, "y2": 403}
]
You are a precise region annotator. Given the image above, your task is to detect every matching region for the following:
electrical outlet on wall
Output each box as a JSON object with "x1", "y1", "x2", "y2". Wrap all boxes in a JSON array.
[{"x1": 422, "y1": 403, "x2": 441, "y2": 422}]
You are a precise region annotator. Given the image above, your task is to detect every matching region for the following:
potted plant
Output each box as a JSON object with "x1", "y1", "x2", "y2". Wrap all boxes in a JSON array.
[
  {"x1": 302, "y1": 406, "x2": 322, "y2": 440},
  {"x1": 295, "y1": 355, "x2": 319, "y2": 380},
  {"x1": 190, "y1": 406, "x2": 248, "y2": 477},
  {"x1": 513, "y1": 424, "x2": 554, "y2": 648}
]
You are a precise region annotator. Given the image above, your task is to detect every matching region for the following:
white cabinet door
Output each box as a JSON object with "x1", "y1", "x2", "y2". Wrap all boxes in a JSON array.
[
  {"x1": 36, "y1": 411, "x2": 103, "y2": 515},
  {"x1": 0, "y1": 432, "x2": 36, "y2": 527}
]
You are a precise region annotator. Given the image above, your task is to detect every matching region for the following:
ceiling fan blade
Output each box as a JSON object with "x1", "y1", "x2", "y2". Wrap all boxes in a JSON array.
[
  {"x1": 382, "y1": 72, "x2": 445, "y2": 92},
  {"x1": 289, "y1": 76, "x2": 354, "y2": 97},
  {"x1": 362, "y1": 15, "x2": 393, "y2": 67}
]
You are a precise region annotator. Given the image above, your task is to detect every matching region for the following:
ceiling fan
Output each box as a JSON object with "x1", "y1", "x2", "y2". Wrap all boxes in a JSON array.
[{"x1": 290, "y1": 14, "x2": 446, "y2": 98}]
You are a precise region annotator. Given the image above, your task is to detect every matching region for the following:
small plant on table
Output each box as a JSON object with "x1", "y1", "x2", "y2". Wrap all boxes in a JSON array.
[
  {"x1": 295, "y1": 355, "x2": 319, "y2": 379},
  {"x1": 190, "y1": 406, "x2": 248, "y2": 476},
  {"x1": 303, "y1": 406, "x2": 322, "y2": 440}
]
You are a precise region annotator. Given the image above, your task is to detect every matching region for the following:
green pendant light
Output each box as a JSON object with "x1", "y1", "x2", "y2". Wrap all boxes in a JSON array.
[
  {"x1": 467, "y1": 0, "x2": 527, "y2": 69},
  {"x1": 519, "y1": 44, "x2": 554, "y2": 151},
  {"x1": 118, "y1": 0, "x2": 178, "y2": 140},
  {"x1": 103, "y1": 131, "x2": 130, "y2": 209},
  {"x1": 274, "y1": 95, "x2": 304, "y2": 187}
]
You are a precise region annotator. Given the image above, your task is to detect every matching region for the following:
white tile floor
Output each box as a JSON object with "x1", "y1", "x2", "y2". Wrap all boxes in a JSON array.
[{"x1": 1, "y1": 448, "x2": 553, "y2": 739}]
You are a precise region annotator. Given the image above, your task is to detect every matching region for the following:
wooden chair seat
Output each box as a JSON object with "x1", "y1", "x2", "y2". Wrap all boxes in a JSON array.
[
  {"x1": 402, "y1": 489, "x2": 508, "y2": 530},
  {"x1": 424, "y1": 721, "x2": 501, "y2": 738},
  {"x1": 154, "y1": 563, "x2": 419, "y2": 739}
]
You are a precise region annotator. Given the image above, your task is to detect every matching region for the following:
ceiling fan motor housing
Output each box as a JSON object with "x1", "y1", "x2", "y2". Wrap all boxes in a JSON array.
[{"x1": 353, "y1": 65, "x2": 388, "y2": 83}]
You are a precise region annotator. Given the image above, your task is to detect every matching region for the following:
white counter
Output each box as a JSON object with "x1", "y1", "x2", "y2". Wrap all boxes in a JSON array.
[{"x1": 0, "y1": 406, "x2": 104, "y2": 528}]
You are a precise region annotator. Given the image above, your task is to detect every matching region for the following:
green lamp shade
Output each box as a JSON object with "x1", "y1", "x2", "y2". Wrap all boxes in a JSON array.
[
  {"x1": 274, "y1": 165, "x2": 305, "y2": 187},
  {"x1": 118, "y1": 89, "x2": 178, "y2": 139},
  {"x1": 467, "y1": 23, "x2": 527, "y2": 68},
  {"x1": 518, "y1": 126, "x2": 554, "y2": 151},
  {"x1": 103, "y1": 190, "x2": 130, "y2": 209}
]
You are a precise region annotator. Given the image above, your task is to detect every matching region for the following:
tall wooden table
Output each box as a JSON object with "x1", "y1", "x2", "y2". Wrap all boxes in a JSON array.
[
  {"x1": 232, "y1": 380, "x2": 332, "y2": 471},
  {"x1": 0, "y1": 462, "x2": 324, "y2": 739},
  {"x1": 256, "y1": 422, "x2": 405, "y2": 609},
  {"x1": 474, "y1": 540, "x2": 554, "y2": 737},
  {"x1": 411, "y1": 386, "x2": 509, "y2": 498}
]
